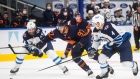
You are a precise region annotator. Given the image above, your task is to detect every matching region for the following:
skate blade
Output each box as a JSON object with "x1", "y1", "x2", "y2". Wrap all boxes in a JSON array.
[
  {"x1": 64, "y1": 71, "x2": 69, "y2": 75},
  {"x1": 110, "y1": 73, "x2": 115, "y2": 76}
]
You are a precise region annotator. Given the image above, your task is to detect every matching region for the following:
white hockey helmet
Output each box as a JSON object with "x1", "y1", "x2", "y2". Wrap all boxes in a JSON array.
[
  {"x1": 88, "y1": 10, "x2": 94, "y2": 14},
  {"x1": 92, "y1": 14, "x2": 104, "y2": 24},
  {"x1": 95, "y1": 6, "x2": 100, "y2": 9},
  {"x1": 27, "y1": 22, "x2": 36, "y2": 29},
  {"x1": 104, "y1": 0, "x2": 109, "y2": 3}
]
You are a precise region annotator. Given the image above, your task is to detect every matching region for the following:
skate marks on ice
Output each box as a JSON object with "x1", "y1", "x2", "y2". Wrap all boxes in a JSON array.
[{"x1": 0, "y1": 53, "x2": 140, "y2": 79}]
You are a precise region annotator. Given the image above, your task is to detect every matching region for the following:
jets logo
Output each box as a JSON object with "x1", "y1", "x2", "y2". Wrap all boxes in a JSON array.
[
  {"x1": 36, "y1": 29, "x2": 40, "y2": 34},
  {"x1": 104, "y1": 25, "x2": 109, "y2": 30}
]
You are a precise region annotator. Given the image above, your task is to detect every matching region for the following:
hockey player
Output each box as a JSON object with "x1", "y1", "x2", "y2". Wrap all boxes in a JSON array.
[
  {"x1": 10, "y1": 22, "x2": 68, "y2": 74},
  {"x1": 61, "y1": 11, "x2": 92, "y2": 59},
  {"x1": 35, "y1": 20, "x2": 98, "y2": 77},
  {"x1": 88, "y1": 14, "x2": 139, "y2": 79}
]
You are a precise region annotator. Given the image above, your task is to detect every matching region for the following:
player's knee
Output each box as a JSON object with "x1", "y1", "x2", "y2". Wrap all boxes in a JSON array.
[
  {"x1": 98, "y1": 54, "x2": 109, "y2": 64},
  {"x1": 45, "y1": 50, "x2": 60, "y2": 60},
  {"x1": 73, "y1": 58, "x2": 81, "y2": 63},
  {"x1": 121, "y1": 61, "x2": 132, "y2": 68}
]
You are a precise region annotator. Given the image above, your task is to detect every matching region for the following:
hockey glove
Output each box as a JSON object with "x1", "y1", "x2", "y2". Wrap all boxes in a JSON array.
[
  {"x1": 87, "y1": 47, "x2": 97, "y2": 59},
  {"x1": 103, "y1": 43, "x2": 112, "y2": 50},
  {"x1": 32, "y1": 48, "x2": 43, "y2": 57},
  {"x1": 36, "y1": 40, "x2": 45, "y2": 49},
  {"x1": 72, "y1": 42, "x2": 83, "y2": 53},
  {"x1": 25, "y1": 44, "x2": 33, "y2": 53}
]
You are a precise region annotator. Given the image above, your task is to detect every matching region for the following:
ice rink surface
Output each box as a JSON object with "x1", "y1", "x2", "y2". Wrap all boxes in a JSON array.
[{"x1": 0, "y1": 53, "x2": 140, "y2": 79}]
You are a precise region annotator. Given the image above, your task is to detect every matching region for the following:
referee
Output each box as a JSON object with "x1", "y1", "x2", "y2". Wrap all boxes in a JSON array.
[
  {"x1": 132, "y1": 5, "x2": 140, "y2": 51},
  {"x1": 132, "y1": 0, "x2": 140, "y2": 11}
]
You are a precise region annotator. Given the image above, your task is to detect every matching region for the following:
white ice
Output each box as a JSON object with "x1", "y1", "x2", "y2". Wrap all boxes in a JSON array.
[{"x1": 0, "y1": 53, "x2": 140, "y2": 79}]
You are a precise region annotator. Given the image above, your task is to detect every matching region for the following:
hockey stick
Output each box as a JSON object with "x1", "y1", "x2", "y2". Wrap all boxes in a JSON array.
[
  {"x1": 129, "y1": 5, "x2": 132, "y2": 12},
  {"x1": 8, "y1": 44, "x2": 29, "y2": 54},
  {"x1": 0, "y1": 45, "x2": 28, "y2": 49},
  {"x1": 37, "y1": 54, "x2": 88, "y2": 72}
]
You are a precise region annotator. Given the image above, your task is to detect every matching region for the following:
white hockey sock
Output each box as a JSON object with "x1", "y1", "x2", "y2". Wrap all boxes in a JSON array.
[
  {"x1": 98, "y1": 54, "x2": 109, "y2": 76},
  {"x1": 14, "y1": 54, "x2": 26, "y2": 68},
  {"x1": 121, "y1": 61, "x2": 136, "y2": 69},
  {"x1": 13, "y1": 48, "x2": 28, "y2": 68},
  {"x1": 100, "y1": 64, "x2": 108, "y2": 73},
  {"x1": 132, "y1": 61, "x2": 137, "y2": 69},
  {"x1": 46, "y1": 50, "x2": 65, "y2": 69}
]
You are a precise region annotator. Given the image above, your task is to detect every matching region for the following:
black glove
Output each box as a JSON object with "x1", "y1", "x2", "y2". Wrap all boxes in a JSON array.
[
  {"x1": 36, "y1": 41, "x2": 45, "y2": 49},
  {"x1": 32, "y1": 48, "x2": 43, "y2": 57},
  {"x1": 87, "y1": 47, "x2": 97, "y2": 59},
  {"x1": 72, "y1": 42, "x2": 83, "y2": 52}
]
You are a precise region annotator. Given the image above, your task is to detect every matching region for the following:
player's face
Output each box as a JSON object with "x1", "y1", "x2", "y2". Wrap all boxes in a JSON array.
[
  {"x1": 57, "y1": 26, "x2": 65, "y2": 34},
  {"x1": 91, "y1": 0, "x2": 96, "y2": 2},
  {"x1": 104, "y1": 2, "x2": 110, "y2": 6},
  {"x1": 93, "y1": 22, "x2": 104, "y2": 30},
  {"x1": 137, "y1": 7, "x2": 140, "y2": 13},
  {"x1": 117, "y1": 11, "x2": 122, "y2": 16},
  {"x1": 28, "y1": 28, "x2": 36, "y2": 36},
  {"x1": 88, "y1": 13, "x2": 94, "y2": 19},
  {"x1": 75, "y1": 15, "x2": 81, "y2": 23},
  {"x1": 3, "y1": 14, "x2": 8, "y2": 19}
]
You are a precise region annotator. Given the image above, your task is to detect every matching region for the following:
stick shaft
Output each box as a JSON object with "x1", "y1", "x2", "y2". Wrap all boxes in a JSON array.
[
  {"x1": 0, "y1": 46, "x2": 25, "y2": 49},
  {"x1": 8, "y1": 44, "x2": 29, "y2": 54},
  {"x1": 38, "y1": 54, "x2": 87, "y2": 72}
]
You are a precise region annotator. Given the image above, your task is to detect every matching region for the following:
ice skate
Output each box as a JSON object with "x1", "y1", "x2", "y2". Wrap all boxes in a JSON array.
[
  {"x1": 10, "y1": 67, "x2": 19, "y2": 75},
  {"x1": 108, "y1": 66, "x2": 114, "y2": 75},
  {"x1": 87, "y1": 69, "x2": 94, "y2": 78},
  {"x1": 62, "y1": 66, "x2": 69, "y2": 74},
  {"x1": 132, "y1": 62, "x2": 138, "y2": 76},
  {"x1": 96, "y1": 68, "x2": 110, "y2": 79},
  {"x1": 134, "y1": 48, "x2": 139, "y2": 52}
]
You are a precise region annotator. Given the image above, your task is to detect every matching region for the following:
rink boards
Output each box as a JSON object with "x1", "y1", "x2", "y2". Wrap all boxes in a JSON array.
[{"x1": 0, "y1": 25, "x2": 136, "y2": 62}]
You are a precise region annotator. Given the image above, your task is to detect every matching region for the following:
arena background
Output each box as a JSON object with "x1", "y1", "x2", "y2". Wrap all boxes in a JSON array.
[{"x1": 0, "y1": 0, "x2": 137, "y2": 62}]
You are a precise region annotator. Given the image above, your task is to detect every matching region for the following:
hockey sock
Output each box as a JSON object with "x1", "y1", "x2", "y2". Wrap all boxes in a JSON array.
[
  {"x1": 77, "y1": 59, "x2": 91, "y2": 71},
  {"x1": 64, "y1": 51, "x2": 69, "y2": 57},
  {"x1": 121, "y1": 61, "x2": 136, "y2": 69},
  {"x1": 14, "y1": 54, "x2": 26, "y2": 68},
  {"x1": 64, "y1": 48, "x2": 71, "y2": 57},
  {"x1": 98, "y1": 54, "x2": 109, "y2": 74},
  {"x1": 46, "y1": 50, "x2": 65, "y2": 69},
  {"x1": 100, "y1": 63, "x2": 109, "y2": 73},
  {"x1": 132, "y1": 61, "x2": 137, "y2": 69},
  {"x1": 13, "y1": 48, "x2": 29, "y2": 68}
]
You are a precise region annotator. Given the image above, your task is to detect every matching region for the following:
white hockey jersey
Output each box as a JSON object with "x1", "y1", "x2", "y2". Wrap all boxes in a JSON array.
[
  {"x1": 92, "y1": 23, "x2": 131, "y2": 50},
  {"x1": 100, "y1": 8, "x2": 114, "y2": 22}
]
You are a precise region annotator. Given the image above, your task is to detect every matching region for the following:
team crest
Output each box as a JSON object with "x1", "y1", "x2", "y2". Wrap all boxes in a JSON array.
[
  {"x1": 104, "y1": 25, "x2": 109, "y2": 30},
  {"x1": 36, "y1": 29, "x2": 40, "y2": 34}
]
